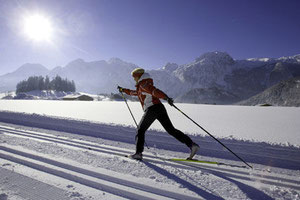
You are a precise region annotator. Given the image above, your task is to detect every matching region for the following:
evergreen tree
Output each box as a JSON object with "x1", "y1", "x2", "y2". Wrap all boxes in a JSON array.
[
  {"x1": 71, "y1": 80, "x2": 76, "y2": 92},
  {"x1": 16, "y1": 75, "x2": 76, "y2": 93},
  {"x1": 38, "y1": 76, "x2": 45, "y2": 90},
  {"x1": 45, "y1": 76, "x2": 50, "y2": 90}
]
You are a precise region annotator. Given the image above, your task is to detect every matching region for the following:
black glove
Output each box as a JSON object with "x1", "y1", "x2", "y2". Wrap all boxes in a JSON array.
[
  {"x1": 166, "y1": 97, "x2": 174, "y2": 106},
  {"x1": 117, "y1": 86, "x2": 123, "y2": 93}
]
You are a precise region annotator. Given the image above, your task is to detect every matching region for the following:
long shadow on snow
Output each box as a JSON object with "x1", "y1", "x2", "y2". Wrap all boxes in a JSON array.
[
  {"x1": 182, "y1": 164, "x2": 275, "y2": 200},
  {"x1": 143, "y1": 161, "x2": 225, "y2": 200},
  {"x1": 0, "y1": 146, "x2": 199, "y2": 200},
  {"x1": 221, "y1": 176, "x2": 274, "y2": 200},
  {"x1": 0, "y1": 111, "x2": 299, "y2": 170}
]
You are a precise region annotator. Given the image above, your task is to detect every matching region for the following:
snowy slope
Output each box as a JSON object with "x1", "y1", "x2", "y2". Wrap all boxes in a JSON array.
[
  {"x1": 173, "y1": 52, "x2": 236, "y2": 88},
  {"x1": 1, "y1": 52, "x2": 300, "y2": 106},
  {"x1": 0, "y1": 100, "x2": 299, "y2": 146},
  {"x1": 0, "y1": 64, "x2": 49, "y2": 92},
  {"x1": 238, "y1": 77, "x2": 300, "y2": 107},
  {"x1": 0, "y1": 100, "x2": 299, "y2": 199}
]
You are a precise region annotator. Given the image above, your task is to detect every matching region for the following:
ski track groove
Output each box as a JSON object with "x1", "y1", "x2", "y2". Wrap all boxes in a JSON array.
[
  {"x1": 1, "y1": 125, "x2": 299, "y2": 186},
  {"x1": 0, "y1": 151, "x2": 158, "y2": 200},
  {"x1": 1, "y1": 113, "x2": 299, "y2": 171},
  {"x1": 0, "y1": 168, "x2": 70, "y2": 200},
  {"x1": 1, "y1": 124, "x2": 298, "y2": 165},
  {"x1": 0, "y1": 125, "x2": 299, "y2": 192},
  {"x1": 1, "y1": 111, "x2": 298, "y2": 153},
  {"x1": 0, "y1": 142, "x2": 201, "y2": 198}
]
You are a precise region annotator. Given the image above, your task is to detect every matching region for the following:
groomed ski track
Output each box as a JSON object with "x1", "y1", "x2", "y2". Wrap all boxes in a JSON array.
[
  {"x1": 0, "y1": 120, "x2": 300, "y2": 199},
  {"x1": 0, "y1": 110, "x2": 300, "y2": 199},
  {"x1": 0, "y1": 110, "x2": 299, "y2": 170}
]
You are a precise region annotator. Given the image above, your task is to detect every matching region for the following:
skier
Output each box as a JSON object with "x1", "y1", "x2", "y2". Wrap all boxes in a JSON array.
[{"x1": 118, "y1": 68, "x2": 199, "y2": 160}]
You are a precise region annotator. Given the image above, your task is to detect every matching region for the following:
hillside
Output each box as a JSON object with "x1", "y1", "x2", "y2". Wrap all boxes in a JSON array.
[
  {"x1": 175, "y1": 87, "x2": 240, "y2": 104},
  {"x1": 1, "y1": 52, "x2": 300, "y2": 106},
  {"x1": 0, "y1": 64, "x2": 49, "y2": 92},
  {"x1": 238, "y1": 76, "x2": 300, "y2": 107}
]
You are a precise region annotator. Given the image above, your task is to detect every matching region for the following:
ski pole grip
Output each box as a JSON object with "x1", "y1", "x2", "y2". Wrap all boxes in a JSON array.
[{"x1": 117, "y1": 86, "x2": 123, "y2": 93}]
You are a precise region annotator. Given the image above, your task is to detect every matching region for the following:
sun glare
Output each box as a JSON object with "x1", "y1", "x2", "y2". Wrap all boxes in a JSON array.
[{"x1": 23, "y1": 14, "x2": 53, "y2": 42}]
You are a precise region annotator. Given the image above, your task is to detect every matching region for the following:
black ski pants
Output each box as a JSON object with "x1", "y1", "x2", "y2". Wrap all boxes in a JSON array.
[{"x1": 136, "y1": 103, "x2": 193, "y2": 153}]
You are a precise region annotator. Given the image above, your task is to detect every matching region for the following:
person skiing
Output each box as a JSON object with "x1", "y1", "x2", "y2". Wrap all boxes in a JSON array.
[{"x1": 118, "y1": 68, "x2": 199, "y2": 160}]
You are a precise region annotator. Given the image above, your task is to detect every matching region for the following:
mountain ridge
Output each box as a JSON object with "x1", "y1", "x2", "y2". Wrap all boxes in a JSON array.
[
  {"x1": 237, "y1": 76, "x2": 300, "y2": 107},
  {"x1": 1, "y1": 52, "x2": 300, "y2": 106}
]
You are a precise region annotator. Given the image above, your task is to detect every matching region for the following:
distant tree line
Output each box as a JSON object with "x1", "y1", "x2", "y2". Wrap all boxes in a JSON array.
[{"x1": 16, "y1": 75, "x2": 76, "y2": 94}]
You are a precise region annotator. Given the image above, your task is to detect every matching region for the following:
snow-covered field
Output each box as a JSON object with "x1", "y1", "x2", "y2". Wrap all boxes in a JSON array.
[
  {"x1": 0, "y1": 100, "x2": 299, "y2": 199},
  {"x1": 0, "y1": 100, "x2": 299, "y2": 146}
]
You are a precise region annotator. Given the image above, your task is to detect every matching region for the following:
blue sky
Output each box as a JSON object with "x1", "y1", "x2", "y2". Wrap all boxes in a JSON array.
[{"x1": 0, "y1": 0, "x2": 300, "y2": 75}]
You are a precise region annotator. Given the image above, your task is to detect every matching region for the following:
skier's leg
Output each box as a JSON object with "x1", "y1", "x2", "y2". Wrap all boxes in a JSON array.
[
  {"x1": 135, "y1": 107, "x2": 157, "y2": 153},
  {"x1": 156, "y1": 104, "x2": 193, "y2": 147}
]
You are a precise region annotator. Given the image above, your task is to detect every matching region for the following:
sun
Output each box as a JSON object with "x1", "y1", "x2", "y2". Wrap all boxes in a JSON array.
[{"x1": 23, "y1": 14, "x2": 53, "y2": 42}]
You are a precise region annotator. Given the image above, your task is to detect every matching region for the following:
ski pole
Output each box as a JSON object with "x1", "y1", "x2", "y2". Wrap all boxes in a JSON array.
[
  {"x1": 118, "y1": 87, "x2": 149, "y2": 149},
  {"x1": 172, "y1": 104, "x2": 253, "y2": 169},
  {"x1": 119, "y1": 89, "x2": 138, "y2": 127}
]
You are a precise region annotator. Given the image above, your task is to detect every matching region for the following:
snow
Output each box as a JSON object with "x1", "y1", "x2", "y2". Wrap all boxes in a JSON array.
[
  {"x1": 0, "y1": 100, "x2": 299, "y2": 199},
  {"x1": 0, "y1": 100, "x2": 299, "y2": 147},
  {"x1": 246, "y1": 58, "x2": 272, "y2": 62}
]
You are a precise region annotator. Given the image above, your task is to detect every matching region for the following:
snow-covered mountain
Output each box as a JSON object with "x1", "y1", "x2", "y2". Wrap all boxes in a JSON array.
[
  {"x1": 174, "y1": 52, "x2": 236, "y2": 87},
  {"x1": 153, "y1": 52, "x2": 300, "y2": 105},
  {"x1": 175, "y1": 87, "x2": 240, "y2": 104},
  {"x1": 146, "y1": 52, "x2": 243, "y2": 100},
  {"x1": 49, "y1": 58, "x2": 138, "y2": 93},
  {"x1": 1, "y1": 52, "x2": 300, "y2": 105},
  {"x1": 238, "y1": 76, "x2": 300, "y2": 107},
  {"x1": 223, "y1": 60, "x2": 300, "y2": 101},
  {"x1": 0, "y1": 58, "x2": 137, "y2": 94},
  {"x1": 0, "y1": 63, "x2": 49, "y2": 92}
]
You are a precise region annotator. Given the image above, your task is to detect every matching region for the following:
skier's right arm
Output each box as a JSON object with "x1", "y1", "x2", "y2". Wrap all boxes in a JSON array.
[
  {"x1": 118, "y1": 86, "x2": 138, "y2": 96},
  {"x1": 123, "y1": 88, "x2": 138, "y2": 96}
]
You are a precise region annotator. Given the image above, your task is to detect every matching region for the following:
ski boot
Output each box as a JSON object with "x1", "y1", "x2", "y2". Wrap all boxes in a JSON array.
[
  {"x1": 128, "y1": 152, "x2": 143, "y2": 160},
  {"x1": 187, "y1": 143, "x2": 199, "y2": 160}
]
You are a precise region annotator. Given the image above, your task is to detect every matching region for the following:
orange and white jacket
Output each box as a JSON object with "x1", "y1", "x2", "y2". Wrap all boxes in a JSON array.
[{"x1": 123, "y1": 73, "x2": 168, "y2": 111}]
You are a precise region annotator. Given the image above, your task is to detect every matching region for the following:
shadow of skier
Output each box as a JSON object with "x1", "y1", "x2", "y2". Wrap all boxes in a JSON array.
[
  {"x1": 220, "y1": 176, "x2": 275, "y2": 200},
  {"x1": 0, "y1": 193, "x2": 8, "y2": 200},
  {"x1": 143, "y1": 161, "x2": 224, "y2": 200},
  {"x1": 210, "y1": 168, "x2": 274, "y2": 200},
  {"x1": 174, "y1": 163, "x2": 274, "y2": 200}
]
